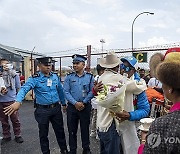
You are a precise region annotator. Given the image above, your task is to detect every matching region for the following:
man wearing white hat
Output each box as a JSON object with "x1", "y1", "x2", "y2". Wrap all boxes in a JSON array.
[{"x1": 96, "y1": 52, "x2": 124, "y2": 154}]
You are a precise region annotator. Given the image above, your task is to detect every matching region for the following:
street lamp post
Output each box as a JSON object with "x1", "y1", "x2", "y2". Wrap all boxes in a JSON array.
[
  {"x1": 132, "y1": 12, "x2": 154, "y2": 52},
  {"x1": 100, "y1": 39, "x2": 105, "y2": 52}
]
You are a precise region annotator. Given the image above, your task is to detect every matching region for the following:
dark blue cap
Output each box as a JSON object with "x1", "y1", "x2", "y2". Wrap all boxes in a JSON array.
[
  {"x1": 36, "y1": 57, "x2": 53, "y2": 65},
  {"x1": 72, "y1": 54, "x2": 87, "y2": 62}
]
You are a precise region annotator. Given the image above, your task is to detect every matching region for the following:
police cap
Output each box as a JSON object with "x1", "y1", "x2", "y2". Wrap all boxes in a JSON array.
[
  {"x1": 72, "y1": 54, "x2": 87, "y2": 63},
  {"x1": 36, "y1": 57, "x2": 53, "y2": 65}
]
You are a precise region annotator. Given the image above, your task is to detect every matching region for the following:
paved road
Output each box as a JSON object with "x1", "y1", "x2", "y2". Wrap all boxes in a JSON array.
[{"x1": 0, "y1": 101, "x2": 100, "y2": 154}]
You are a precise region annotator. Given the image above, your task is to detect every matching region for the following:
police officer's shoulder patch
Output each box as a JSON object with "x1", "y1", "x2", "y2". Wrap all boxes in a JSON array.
[{"x1": 32, "y1": 73, "x2": 40, "y2": 78}]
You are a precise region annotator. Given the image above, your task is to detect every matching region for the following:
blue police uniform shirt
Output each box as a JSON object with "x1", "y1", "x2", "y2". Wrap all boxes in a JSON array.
[
  {"x1": 63, "y1": 71, "x2": 94, "y2": 105},
  {"x1": 16, "y1": 72, "x2": 66, "y2": 105}
]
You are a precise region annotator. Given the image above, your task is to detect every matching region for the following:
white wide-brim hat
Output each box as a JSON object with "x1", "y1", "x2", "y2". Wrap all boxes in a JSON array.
[{"x1": 99, "y1": 51, "x2": 121, "y2": 68}]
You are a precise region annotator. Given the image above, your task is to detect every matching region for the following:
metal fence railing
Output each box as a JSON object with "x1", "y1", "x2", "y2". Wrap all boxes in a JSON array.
[{"x1": 52, "y1": 48, "x2": 169, "y2": 81}]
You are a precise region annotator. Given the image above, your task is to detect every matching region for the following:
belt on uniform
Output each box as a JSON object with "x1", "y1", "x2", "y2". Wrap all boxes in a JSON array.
[{"x1": 35, "y1": 102, "x2": 60, "y2": 108}]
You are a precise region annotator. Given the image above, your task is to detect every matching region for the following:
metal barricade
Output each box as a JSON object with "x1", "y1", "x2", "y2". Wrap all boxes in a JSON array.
[{"x1": 150, "y1": 98, "x2": 165, "y2": 118}]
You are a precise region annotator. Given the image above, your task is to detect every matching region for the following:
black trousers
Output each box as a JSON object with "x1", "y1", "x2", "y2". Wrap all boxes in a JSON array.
[
  {"x1": 67, "y1": 103, "x2": 91, "y2": 154},
  {"x1": 34, "y1": 104, "x2": 67, "y2": 154}
]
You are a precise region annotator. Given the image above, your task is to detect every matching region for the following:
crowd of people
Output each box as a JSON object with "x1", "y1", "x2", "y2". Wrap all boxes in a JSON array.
[{"x1": 0, "y1": 49, "x2": 179, "y2": 154}]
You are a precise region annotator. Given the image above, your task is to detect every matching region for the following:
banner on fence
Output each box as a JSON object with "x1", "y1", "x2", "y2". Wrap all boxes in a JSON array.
[{"x1": 133, "y1": 52, "x2": 147, "y2": 63}]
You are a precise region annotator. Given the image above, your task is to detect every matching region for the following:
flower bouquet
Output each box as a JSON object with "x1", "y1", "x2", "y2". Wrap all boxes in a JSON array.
[{"x1": 96, "y1": 81, "x2": 126, "y2": 113}]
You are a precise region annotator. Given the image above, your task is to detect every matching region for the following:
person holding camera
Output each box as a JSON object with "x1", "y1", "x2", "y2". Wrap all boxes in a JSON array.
[{"x1": 0, "y1": 59, "x2": 24, "y2": 145}]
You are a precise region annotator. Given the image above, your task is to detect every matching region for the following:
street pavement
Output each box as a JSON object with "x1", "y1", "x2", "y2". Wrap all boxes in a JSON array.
[{"x1": 0, "y1": 101, "x2": 100, "y2": 154}]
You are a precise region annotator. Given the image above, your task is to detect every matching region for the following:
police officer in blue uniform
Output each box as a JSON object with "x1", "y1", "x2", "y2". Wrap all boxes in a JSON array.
[
  {"x1": 63, "y1": 54, "x2": 94, "y2": 154},
  {"x1": 4, "y1": 57, "x2": 68, "y2": 154}
]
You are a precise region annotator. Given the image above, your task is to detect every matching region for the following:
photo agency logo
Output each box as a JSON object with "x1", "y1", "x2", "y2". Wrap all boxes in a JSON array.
[
  {"x1": 147, "y1": 133, "x2": 161, "y2": 148},
  {"x1": 147, "y1": 133, "x2": 180, "y2": 148}
]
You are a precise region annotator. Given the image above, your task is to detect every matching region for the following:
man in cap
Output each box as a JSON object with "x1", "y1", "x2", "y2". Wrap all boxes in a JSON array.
[
  {"x1": 115, "y1": 56, "x2": 150, "y2": 154},
  {"x1": 63, "y1": 54, "x2": 94, "y2": 154},
  {"x1": 118, "y1": 56, "x2": 150, "y2": 121},
  {"x1": 4, "y1": 57, "x2": 68, "y2": 154}
]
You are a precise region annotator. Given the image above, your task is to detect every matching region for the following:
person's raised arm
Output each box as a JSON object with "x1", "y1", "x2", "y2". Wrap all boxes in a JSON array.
[{"x1": 4, "y1": 77, "x2": 36, "y2": 116}]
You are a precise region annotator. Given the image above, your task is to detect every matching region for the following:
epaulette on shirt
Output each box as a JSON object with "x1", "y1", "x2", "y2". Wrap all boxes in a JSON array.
[
  {"x1": 67, "y1": 72, "x2": 75, "y2": 76},
  {"x1": 86, "y1": 72, "x2": 93, "y2": 76},
  {"x1": 32, "y1": 73, "x2": 40, "y2": 78}
]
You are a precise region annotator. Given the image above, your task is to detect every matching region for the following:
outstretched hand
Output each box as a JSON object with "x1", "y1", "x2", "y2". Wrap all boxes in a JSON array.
[{"x1": 4, "y1": 102, "x2": 21, "y2": 116}]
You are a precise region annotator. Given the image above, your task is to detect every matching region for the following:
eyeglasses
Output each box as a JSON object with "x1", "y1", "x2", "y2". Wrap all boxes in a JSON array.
[{"x1": 120, "y1": 64, "x2": 134, "y2": 72}]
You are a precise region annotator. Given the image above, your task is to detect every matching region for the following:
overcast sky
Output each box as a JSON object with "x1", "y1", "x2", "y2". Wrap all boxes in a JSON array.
[{"x1": 0, "y1": 0, "x2": 180, "y2": 59}]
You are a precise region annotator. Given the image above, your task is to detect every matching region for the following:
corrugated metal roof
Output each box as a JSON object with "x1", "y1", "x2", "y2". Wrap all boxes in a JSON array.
[{"x1": 0, "y1": 43, "x2": 45, "y2": 58}]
